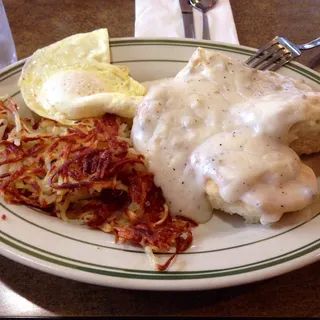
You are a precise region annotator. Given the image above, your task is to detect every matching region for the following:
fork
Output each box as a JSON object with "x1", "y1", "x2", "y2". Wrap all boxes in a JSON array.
[{"x1": 245, "y1": 36, "x2": 320, "y2": 71}]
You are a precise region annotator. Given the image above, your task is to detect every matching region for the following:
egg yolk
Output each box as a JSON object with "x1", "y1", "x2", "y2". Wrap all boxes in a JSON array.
[{"x1": 38, "y1": 70, "x2": 105, "y2": 112}]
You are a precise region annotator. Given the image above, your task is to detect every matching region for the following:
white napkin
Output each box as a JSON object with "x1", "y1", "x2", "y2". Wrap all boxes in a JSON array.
[{"x1": 135, "y1": 0, "x2": 239, "y2": 44}]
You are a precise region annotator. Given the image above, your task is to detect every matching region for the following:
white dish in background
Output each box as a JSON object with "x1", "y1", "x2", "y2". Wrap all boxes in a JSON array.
[{"x1": 0, "y1": 38, "x2": 319, "y2": 291}]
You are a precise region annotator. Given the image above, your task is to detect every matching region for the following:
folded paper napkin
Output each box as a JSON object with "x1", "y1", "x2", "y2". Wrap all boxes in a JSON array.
[{"x1": 135, "y1": 0, "x2": 239, "y2": 44}]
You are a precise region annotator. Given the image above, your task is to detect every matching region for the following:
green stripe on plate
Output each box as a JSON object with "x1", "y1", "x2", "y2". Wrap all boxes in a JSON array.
[
  {"x1": 0, "y1": 60, "x2": 25, "y2": 81},
  {"x1": 1, "y1": 229, "x2": 319, "y2": 279},
  {"x1": 2, "y1": 201, "x2": 319, "y2": 255},
  {"x1": 0, "y1": 69, "x2": 22, "y2": 82},
  {"x1": 116, "y1": 59, "x2": 188, "y2": 64},
  {"x1": 109, "y1": 38, "x2": 256, "y2": 54}
]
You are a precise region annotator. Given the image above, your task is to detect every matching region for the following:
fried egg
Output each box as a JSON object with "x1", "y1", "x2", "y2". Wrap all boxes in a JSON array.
[{"x1": 19, "y1": 28, "x2": 145, "y2": 124}]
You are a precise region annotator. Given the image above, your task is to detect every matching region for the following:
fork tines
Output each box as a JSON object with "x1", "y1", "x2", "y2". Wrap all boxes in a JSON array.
[{"x1": 246, "y1": 36, "x2": 301, "y2": 71}]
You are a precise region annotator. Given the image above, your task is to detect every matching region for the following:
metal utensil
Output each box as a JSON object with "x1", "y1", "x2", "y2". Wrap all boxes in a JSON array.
[
  {"x1": 179, "y1": 0, "x2": 195, "y2": 38},
  {"x1": 189, "y1": 0, "x2": 217, "y2": 40},
  {"x1": 246, "y1": 36, "x2": 320, "y2": 71}
]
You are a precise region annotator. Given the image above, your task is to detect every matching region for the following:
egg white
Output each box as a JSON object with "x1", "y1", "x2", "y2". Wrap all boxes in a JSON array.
[{"x1": 19, "y1": 28, "x2": 145, "y2": 124}]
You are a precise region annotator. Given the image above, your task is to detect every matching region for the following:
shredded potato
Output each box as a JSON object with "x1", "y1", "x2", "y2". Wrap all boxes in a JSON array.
[{"x1": 0, "y1": 99, "x2": 197, "y2": 270}]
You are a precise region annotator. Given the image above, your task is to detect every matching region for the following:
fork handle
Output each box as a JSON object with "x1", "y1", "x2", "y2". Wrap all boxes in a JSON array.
[
  {"x1": 297, "y1": 37, "x2": 320, "y2": 50},
  {"x1": 202, "y1": 13, "x2": 210, "y2": 40}
]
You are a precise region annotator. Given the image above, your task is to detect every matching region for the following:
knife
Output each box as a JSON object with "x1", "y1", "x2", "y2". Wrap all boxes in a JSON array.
[{"x1": 179, "y1": 0, "x2": 195, "y2": 38}]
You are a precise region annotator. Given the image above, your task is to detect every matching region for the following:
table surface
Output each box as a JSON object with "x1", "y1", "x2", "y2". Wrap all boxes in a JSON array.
[{"x1": 1, "y1": 0, "x2": 320, "y2": 317}]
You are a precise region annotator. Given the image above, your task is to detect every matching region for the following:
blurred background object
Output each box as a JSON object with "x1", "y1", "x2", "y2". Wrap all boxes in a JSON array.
[{"x1": 0, "y1": 0, "x2": 16, "y2": 69}]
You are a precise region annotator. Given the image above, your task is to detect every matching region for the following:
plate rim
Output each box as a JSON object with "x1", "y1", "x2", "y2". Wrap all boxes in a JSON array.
[{"x1": 0, "y1": 37, "x2": 319, "y2": 291}]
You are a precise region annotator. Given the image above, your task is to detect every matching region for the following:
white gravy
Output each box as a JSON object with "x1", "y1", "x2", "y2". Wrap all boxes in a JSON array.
[{"x1": 131, "y1": 48, "x2": 320, "y2": 224}]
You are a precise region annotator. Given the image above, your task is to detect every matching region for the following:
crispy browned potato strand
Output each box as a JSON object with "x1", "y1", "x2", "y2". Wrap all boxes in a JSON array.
[{"x1": 0, "y1": 99, "x2": 197, "y2": 270}]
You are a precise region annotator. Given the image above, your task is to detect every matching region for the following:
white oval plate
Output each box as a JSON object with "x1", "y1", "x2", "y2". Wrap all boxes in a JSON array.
[{"x1": 0, "y1": 38, "x2": 319, "y2": 291}]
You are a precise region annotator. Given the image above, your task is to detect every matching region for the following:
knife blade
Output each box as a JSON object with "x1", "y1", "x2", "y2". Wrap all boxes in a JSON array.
[{"x1": 179, "y1": 0, "x2": 195, "y2": 38}]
